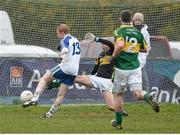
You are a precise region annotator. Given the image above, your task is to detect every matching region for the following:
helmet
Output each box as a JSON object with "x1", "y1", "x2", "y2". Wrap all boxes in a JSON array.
[{"x1": 133, "y1": 12, "x2": 144, "y2": 22}]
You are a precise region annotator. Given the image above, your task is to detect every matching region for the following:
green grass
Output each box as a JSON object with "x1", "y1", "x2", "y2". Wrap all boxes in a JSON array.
[{"x1": 0, "y1": 103, "x2": 179, "y2": 133}]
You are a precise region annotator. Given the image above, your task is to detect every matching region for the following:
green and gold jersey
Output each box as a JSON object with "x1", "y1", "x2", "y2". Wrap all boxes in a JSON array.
[{"x1": 114, "y1": 24, "x2": 147, "y2": 70}]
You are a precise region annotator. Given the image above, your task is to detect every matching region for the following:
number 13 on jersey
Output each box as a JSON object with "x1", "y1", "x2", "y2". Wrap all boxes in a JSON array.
[{"x1": 72, "y1": 42, "x2": 81, "y2": 55}]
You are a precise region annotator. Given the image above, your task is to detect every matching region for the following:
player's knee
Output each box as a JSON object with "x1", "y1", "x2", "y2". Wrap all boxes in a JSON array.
[
  {"x1": 74, "y1": 75, "x2": 83, "y2": 83},
  {"x1": 115, "y1": 105, "x2": 123, "y2": 112},
  {"x1": 133, "y1": 90, "x2": 142, "y2": 100}
]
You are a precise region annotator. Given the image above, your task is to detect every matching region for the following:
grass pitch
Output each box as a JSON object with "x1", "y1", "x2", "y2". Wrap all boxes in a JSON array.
[{"x1": 0, "y1": 103, "x2": 179, "y2": 133}]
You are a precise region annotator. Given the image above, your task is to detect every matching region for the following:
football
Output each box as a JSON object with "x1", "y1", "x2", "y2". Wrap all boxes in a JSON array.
[{"x1": 20, "y1": 90, "x2": 33, "y2": 102}]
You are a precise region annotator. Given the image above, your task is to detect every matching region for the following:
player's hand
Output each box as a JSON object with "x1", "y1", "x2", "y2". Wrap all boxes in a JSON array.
[
  {"x1": 84, "y1": 33, "x2": 96, "y2": 42},
  {"x1": 55, "y1": 57, "x2": 62, "y2": 63},
  {"x1": 109, "y1": 57, "x2": 115, "y2": 64},
  {"x1": 57, "y1": 45, "x2": 62, "y2": 51}
]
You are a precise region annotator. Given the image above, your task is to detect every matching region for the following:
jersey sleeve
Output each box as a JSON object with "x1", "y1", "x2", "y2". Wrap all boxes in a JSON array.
[
  {"x1": 61, "y1": 36, "x2": 72, "y2": 49},
  {"x1": 90, "y1": 57, "x2": 100, "y2": 75},
  {"x1": 140, "y1": 37, "x2": 148, "y2": 52},
  {"x1": 142, "y1": 30, "x2": 151, "y2": 50},
  {"x1": 114, "y1": 29, "x2": 124, "y2": 45},
  {"x1": 96, "y1": 38, "x2": 114, "y2": 55}
]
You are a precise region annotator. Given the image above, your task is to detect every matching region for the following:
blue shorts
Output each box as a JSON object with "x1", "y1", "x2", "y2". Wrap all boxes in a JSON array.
[{"x1": 50, "y1": 65, "x2": 76, "y2": 86}]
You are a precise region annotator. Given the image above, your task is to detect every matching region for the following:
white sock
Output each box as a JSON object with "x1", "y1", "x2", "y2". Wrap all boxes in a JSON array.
[
  {"x1": 49, "y1": 105, "x2": 59, "y2": 114},
  {"x1": 31, "y1": 91, "x2": 41, "y2": 101}
]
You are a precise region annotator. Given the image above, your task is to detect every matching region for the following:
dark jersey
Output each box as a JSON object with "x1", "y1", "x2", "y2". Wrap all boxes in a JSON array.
[{"x1": 90, "y1": 38, "x2": 114, "y2": 79}]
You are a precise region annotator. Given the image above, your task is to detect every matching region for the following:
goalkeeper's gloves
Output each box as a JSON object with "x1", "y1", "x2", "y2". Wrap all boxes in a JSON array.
[
  {"x1": 84, "y1": 33, "x2": 96, "y2": 42},
  {"x1": 84, "y1": 33, "x2": 101, "y2": 42}
]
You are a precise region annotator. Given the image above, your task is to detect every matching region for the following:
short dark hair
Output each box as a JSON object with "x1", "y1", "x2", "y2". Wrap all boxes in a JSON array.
[{"x1": 120, "y1": 10, "x2": 132, "y2": 23}]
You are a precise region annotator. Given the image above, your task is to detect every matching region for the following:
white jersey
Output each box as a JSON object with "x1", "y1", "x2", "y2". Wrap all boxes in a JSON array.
[
  {"x1": 138, "y1": 24, "x2": 151, "y2": 67},
  {"x1": 59, "y1": 34, "x2": 81, "y2": 75}
]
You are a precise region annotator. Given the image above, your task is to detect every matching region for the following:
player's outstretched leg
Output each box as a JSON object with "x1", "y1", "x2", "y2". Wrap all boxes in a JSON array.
[{"x1": 146, "y1": 95, "x2": 160, "y2": 113}]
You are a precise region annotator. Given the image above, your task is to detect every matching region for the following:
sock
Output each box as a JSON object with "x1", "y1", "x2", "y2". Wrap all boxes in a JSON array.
[
  {"x1": 115, "y1": 112, "x2": 123, "y2": 125},
  {"x1": 143, "y1": 93, "x2": 150, "y2": 102},
  {"x1": 31, "y1": 91, "x2": 41, "y2": 101},
  {"x1": 49, "y1": 105, "x2": 59, "y2": 114}
]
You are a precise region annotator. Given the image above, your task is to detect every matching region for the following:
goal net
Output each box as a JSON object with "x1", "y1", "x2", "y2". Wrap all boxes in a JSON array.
[{"x1": 0, "y1": 0, "x2": 179, "y2": 104}]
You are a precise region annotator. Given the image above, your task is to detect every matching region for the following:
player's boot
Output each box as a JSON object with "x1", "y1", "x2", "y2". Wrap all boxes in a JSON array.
[
  {"x1": 42, "y1": 111, "x2": 53, "y2": 118},
  {"x1": 147, "y1": 95, "x2": 160, "y2": 113},
  {"x1": 47, "y1": 79, "x2": 61, "y2": 90},
  {"x1": 22, "y1": 100, "x2": 37, "y2": 108},
  {"x1": 111, "y1": 120, "x2": 123, "y2": 129}
]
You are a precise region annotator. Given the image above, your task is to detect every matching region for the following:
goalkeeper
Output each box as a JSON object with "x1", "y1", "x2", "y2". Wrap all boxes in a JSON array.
[
  {"x1": 46, "y1": 33, "x2": 128, "y2": 117},
  {"x1": 75, "y1": 33, "x2": 115, "y2": 111}
]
